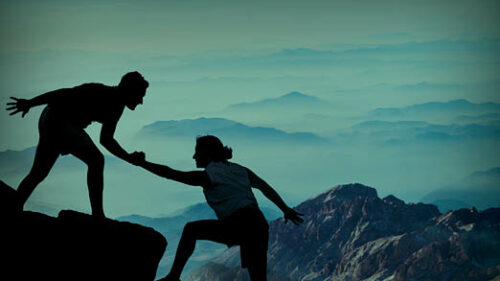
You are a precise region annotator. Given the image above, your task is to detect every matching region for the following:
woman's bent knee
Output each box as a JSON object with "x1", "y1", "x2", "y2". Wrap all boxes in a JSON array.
[
  {"x1": 183, "y1": 222, "x2": 198, "y2": 235},
  {"x1": 182, "y1": 221, "x2": 212, "y2": 239}
]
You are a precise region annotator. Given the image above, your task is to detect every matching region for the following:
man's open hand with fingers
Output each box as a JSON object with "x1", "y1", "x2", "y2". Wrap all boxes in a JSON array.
[{"x1": 7, "y1": 97, "x2": 31, "y2": 117}]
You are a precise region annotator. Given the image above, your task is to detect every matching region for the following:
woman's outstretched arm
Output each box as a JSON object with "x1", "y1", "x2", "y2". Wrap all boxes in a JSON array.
[
  {"x1": 137, "y1": 160, "x2": 211, "y2": 187},
  {"x1": 246, "y1": 168, "x2": 304, "y2": 225}
]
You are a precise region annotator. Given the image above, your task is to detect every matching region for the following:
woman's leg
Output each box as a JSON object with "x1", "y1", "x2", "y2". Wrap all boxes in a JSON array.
[
  {"x1": 16, "y1": 142, "x2": 59, "y2": 209},
  {"x1": 240, "y1": 208, "x2": 269, "y2": 281},
  {"x1": 166, "y1": 220, "x2": 228, "y2": 280},
  {"x1": 247, "y1": 250, "x2": 268, "y2": 281}
]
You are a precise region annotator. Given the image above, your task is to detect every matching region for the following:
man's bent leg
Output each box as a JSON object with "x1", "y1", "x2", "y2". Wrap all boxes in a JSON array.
[
  {"x1": 17, "y1": 142, "x2": 59, "y2": 210},
  {"x1": 71, "y1": 144, "x2": 105, "y2": 217}
]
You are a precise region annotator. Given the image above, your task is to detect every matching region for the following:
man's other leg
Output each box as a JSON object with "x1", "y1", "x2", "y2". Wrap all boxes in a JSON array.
[
  {"x1": 71, "y1": 143, "x2": 105, "y2": 217},
  {"x1": 16, "y1": 142, "x2": 59, "y2": 210}
]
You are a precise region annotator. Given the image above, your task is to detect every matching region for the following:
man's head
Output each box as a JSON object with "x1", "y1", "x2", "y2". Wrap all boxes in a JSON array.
[{"x1": 118, "y1": 71, "x2": 149, "y2": 110}]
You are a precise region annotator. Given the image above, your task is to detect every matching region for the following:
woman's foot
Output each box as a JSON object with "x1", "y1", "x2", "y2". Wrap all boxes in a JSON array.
[{"x1": 157, "y1": 274, "x2": 180, "y2": 281}]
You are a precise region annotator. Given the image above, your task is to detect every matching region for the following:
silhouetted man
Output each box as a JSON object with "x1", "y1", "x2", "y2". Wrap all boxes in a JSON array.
[{"x1": 6, "y1": 71, "x2": 149, "y2": 217}]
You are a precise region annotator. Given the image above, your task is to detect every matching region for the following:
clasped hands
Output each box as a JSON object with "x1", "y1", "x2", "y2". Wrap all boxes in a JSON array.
[{"x1": 129, "y1": 151, "x2": 146, "y2": 166}]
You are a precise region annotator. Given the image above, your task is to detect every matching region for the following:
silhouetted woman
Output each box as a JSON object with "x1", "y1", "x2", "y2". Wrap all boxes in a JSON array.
[{"x1": 136, "y1": 135, "x2": 303, "y2": 281}]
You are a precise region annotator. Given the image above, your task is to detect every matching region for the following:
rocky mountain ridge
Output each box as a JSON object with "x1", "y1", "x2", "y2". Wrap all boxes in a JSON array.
[{"x1": 188, "y1": 183, "x2": 500, "y2": 281}]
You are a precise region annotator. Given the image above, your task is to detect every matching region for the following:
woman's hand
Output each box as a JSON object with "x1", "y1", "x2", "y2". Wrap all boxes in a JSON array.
[
  {"x1": 284, "y1": 208, "x2": 304, "y2": 225},
  {"x1": 7, "y1": 97, "x2": 31, "y2": 117}
]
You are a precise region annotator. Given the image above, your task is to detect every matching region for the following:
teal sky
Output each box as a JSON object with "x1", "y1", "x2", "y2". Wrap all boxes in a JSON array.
[
  {"x1": 1, "y1": 0, "x2": 499, "y2": 55},
  {"x1": 1, "y1": 0, "x2": 500, "y2": 217}
]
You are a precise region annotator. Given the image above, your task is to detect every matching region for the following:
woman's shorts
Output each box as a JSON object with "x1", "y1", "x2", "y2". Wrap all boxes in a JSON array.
[{"x1": 217, "y1": 205, "x2": 269, "y2": 268}]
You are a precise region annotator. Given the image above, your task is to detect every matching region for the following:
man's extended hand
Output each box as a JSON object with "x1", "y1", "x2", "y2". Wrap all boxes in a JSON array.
[
  {"x1": 7, "y1": 97, "x2": 31, "y2": 117},
  {"x1": 129, "y1": 151, "x2": 146, "y2": 165},
  {"x1": 284, "y1": 208, "x2": 304, "y2": 225}
]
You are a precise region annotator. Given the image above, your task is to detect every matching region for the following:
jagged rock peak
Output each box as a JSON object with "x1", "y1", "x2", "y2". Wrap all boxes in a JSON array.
[
  {"x1": 383, "y1": 194, "x2": 405, "y2": 206},
  {"x1": 318, "y1": 183, "x2": 378, "y2": 203},
  {"x1": 436, "y1": 206, "x2": 500, "y2": 228}
]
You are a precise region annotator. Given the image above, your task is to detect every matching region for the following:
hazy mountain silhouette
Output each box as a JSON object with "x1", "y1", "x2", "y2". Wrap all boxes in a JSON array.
[
  {"x1": 140, "y1": 117, "x2": 328, "y2": 143},
  {"x1": 407, "y1": 99, "x2": 500, "y2": 112},
  {"x1": 453, "y1": 112, "x2": 500, "y2": 125},
  {"x1": 469, "y1": 166, "x2": 500, "y2": 181},
  {"x1": 351, "y1": 120, "x2": 430, "y2": 132},
  {"x1": 187, "y1": 183, "x2": 500, "y2": 281},
  {"x1": 0, "y1": 147, "x2": 37, "y2": 176},
  {"x1": 265, "y1": 39, "x2": 500, "y2": 62},
  {"x1": 371, "y1": 99, "x2": 500, "y2": 121},
  {"x1": 344, "y1": 120, "x2": 500, "y2": 144},
  {"x1": 218, "y1": 91, "x2": 333, "y2": 124},
  {"x1": 430, "y1": 199, "x2": 472, "y2": 213},
  {"x1": 421, "y1": 167, "x2": 500, "y2": 210},
  {"x1": 226, "y1": 91, "x2": 328, "y2": 110}
]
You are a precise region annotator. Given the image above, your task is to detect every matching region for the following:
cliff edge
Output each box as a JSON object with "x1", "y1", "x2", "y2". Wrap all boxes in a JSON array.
[{"x1": 1, "y1": 181, "x2": 167, "y2": 281}]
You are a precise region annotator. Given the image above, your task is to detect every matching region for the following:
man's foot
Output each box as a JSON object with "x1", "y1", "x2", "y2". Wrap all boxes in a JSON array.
[{"x1": 91, "y1": 209, "x2": 106, "y2": 218}]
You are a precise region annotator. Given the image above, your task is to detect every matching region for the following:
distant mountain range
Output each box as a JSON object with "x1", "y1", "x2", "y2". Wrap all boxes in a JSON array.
[
  {"x1": 140, "y1": 117, "x2": 328, "y2": 144},
  {"x1": 268, "y1": 39, "x2": 500, "y2": 59},
  {"x1": 226, "y1": 91, "x2": 329, "y2": 110},
  {"x1": 344, "y1": 120, "x2": 500, "y2": 144},
  {"x1": 469, "y1": 166, "x2": 500, "y2": 181},
  {"x1": 218, "y1": 91, "x2": 334, "y2": 124},
  {"x1": 0, "y1": 147, "x2": 36, "y2": 177},
  {"x1": 371, "y1": 99, "x2": 500, "y2": 121},
  {"x1": 454, "y1": 113, "x2": 500, "y2": 125},
  {"x1": 429, "y1": 199, "x2": 472, "y2": 213},
  {"x1": 187, "y1": 184, "x2": 500, "y2": 281},
  {"x1": 421, "y1": 167, "x2": 500, "y2": 210}
]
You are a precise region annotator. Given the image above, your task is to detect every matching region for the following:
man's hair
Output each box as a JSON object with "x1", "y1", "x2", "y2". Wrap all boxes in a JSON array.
[
  {"x1": 119, "y1": 71, "x2": 149, "y2": 91},
  {"x1": 196, "y1": 135, "x2": 233, "y2": 161}
]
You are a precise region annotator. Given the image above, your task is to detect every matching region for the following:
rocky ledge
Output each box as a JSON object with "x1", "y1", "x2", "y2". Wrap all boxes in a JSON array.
[{"x1": 1, "y1": 181, "x2": 167, "y2": 281}]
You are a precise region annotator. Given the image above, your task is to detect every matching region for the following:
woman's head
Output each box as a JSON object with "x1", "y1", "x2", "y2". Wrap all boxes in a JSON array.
[{"x1": 193, "y1": 135, "x2": 232, "y2": 168}]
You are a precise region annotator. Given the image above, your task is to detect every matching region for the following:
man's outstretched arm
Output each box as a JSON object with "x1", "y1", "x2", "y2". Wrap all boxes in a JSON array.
[
  {"x1": 7, "y1": 88, "x2": 70, "y2": 117},
  {"x1": 100, "y1": 118, "x2": 144, "y2": 164}
]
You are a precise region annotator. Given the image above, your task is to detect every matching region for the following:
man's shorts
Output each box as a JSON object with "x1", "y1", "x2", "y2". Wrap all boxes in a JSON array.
[{"x1": 38, "y1": 106, "x2": 94, "y2": 155}]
